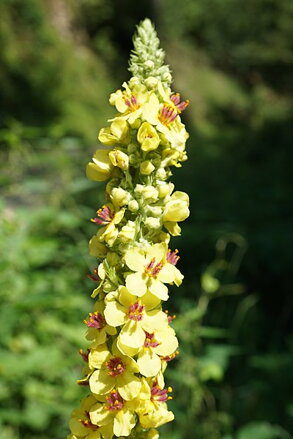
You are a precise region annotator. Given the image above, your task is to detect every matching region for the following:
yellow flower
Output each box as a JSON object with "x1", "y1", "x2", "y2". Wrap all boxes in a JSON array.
[
  {"x1": 69, "y1": 395, "x2": 113, "y2": 439},
  {"x1": 86, "y1": 149, "x2": 114, "y2": 182},
  {"x1": 124, "y1": 243, "x2": 180, "y2": 300},
  {"x1": 89, "y1": 390, "x2": 137, "y2": 437},
  {"x1": 89, "y1": 342, "x2": 141, "y2": 401},
  {"x1": 142, "y1": 91, "x2": 189, "y2": 151},
  {"x1": 84, "y1": 300, "x2": 116, "y2": 347},
  {"x1": 137, "y1": 122, "x2": 160, "y2": 152},
  {"x1": 163, "y1": 191, "x2": 190, "y2": 236},
  {"x1": 136, "y1": 379, "x2": 174, "y2": 429},
  {"x1": 91, "y1": 204, "x2": 125, "y2": 247},
  {"x1": 109, "y1": 81, "x2": 148, "y2": 125},
  {"x1": 165, "y1": 249, "x2": 184, "y2": 286},
  {"x1": 98, "y1": 118, "x2": 129, "y2": 145},
  {"x1": 118, "y1": 325, "x2": 178, "y2": 377},
  {"x1": 104, "y1": 286, "x2": 168, "y2": 350}
]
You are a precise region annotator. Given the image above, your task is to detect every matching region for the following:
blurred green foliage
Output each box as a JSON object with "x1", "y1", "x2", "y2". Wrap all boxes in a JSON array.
[{"x1": 0, "y1": 0, "x2": 292, "y2": 438}]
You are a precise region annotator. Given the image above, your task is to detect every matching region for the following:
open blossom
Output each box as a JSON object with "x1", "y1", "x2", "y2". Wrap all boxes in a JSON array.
[
  {"x1": 91, "y1": 204, "x2": 125, "y2": 247},
  {"x1": 69, "y1": 19, "x2": 189, "y2": 439},
  {"x1": 84, "y1": 300, "x2": 116, "y2": 346},
  {"x1": 89, "y1": 390, "x2": 137, "y2": 437},
  {"x1": 68, "y1": 395, "x2": 113, "y2": 439},
  {"x1": 89, "y1": 343, "x2": 141, "y2": 400},
  {"x1": 124, "y1": 243, "x2": 183, "y2": 300},
  {"x1": 104, "y1": 286, "x2": 168, "y2": 349},
  {"x1": 136, "y1": 379, "x2": 174, "y2": 429}
]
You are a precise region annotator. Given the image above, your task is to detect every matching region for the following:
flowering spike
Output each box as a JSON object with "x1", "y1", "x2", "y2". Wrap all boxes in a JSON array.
[{"x1": 68, "y1": 17, "x2": 190, "y2": 439}]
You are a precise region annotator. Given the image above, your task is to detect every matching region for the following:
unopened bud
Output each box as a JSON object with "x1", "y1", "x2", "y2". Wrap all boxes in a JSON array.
[
  {"x1": 140, "y1": 160, "x2": 155, "y2": 175},
  {"x1": 109, "y1": 149, "x2": 129, "y2": 170}
]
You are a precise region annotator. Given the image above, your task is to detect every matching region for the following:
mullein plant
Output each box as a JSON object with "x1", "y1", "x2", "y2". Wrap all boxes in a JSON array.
[{"x1": 68, "y1": 18, "x2": 190, "y2": 439}]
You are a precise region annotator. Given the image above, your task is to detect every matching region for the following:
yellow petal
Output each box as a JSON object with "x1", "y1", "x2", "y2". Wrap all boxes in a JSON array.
[
  {"x1": 143, "y1": 93, "x2": 160, "y2": 125},
  {"x1": 139, "y1": 406, "x2": 174, "y2": 429},
  {"x1": 89, "y1": 234, "x2": 108, "y2": 258},
  {"x1": 172, "y1": 190, "x2": 190, "y2": 203},
  {"x1": 125, "y1": 247, "x2": 146, "y2": 271},
  {"x1": 118, "y1": 286, "x2": 136, "y2": 307},
  {"x1": 143, "y1": 309, "x2": 168, "y2": 332},
  {"x1": 88, "y1": 344, "x2": 110, "y2": 369},
  {"x1": 69, "y1": 418, "x2": 88, "y2": 436},
  {"x1": 86, "y1": 327, "x2": 107, "y2": 346},
  {"x1": 148, "y1": 278, "x2": 169, "y2": 301},
  {"x1": 89, "y1": 369, "x2": 114, "y2": 395},
  {"x1": 119, "y1": 320, "x2": 145, "y2": 349},
  {"x1": 158, "y1": 264, "x2": 176, "y2": 283},
  {"x1": 126, "y1": 272, "x2": 147, "y2": 297},
  {"x1": 155, "y1": 331, "x2": 178, "y2": 357},
  {"x1": 117, "y1": 338, "x2": 139, "y2": 358},
  {"x1": 137, "y1": 349, "x2": 161, "y2": 377},
  {"x1": 145, "y1": 243, "x2": 166, "y2": 263},
  {"x1": 86, "y1": 162, "x2": 111, "y2": 182},
  {"x1": 113, "y1": 408, "x2": 136, "y2": 437},
  {"x1": 110, "y1": 118, "x2": 128, "y2": 140},
  {"x1": 117, "y1": 373, "x2": 141, "y2": 400},
  {"x1": 92, "y1": 149, "x2": 113, "y2": 174},
  {"x1": 140, "y1": 291, "x2": 161, "y2": 310},
  {"x1": 164, "y1": 221, "x2": 181, "y2": 236},
  {"x1": 163, "y1": 199, "x2": 190, "y2": 222},
  {"x1": 104, "y1": 301, "x2": 126, "y2": 327},
  {"x1": 90, "y1": 403, "x2": 113, "y2": 426}
]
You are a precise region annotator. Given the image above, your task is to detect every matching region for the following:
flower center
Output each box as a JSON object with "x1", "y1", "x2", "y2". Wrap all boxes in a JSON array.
[
  {"x1": 144, "y1": 258, "x2": 163, "y2": 277},
  {"x1": 166, "y1": 249, "x2": 180, "y2": 266},
  {"x1": 79, "y1": 348, "x2": 90, "y2": 362},
  {"x1": 87, "y1": 268, "x2": 101, "y2": 282},
  {"x1": 170, "y1": 93, "x2": 189, "y2": 113},
  {"x1": 106, "y1": 357, "x2": 126, "y2": 377},
  {"x1": 151, "y1": 382, "x2": 173, "y2": 402},
  {"x1": 165, "y1": 309, "x2": 177, "y2": 324},
  {"x1": 84, "y1": 312, "x2": 106, "y2": 329},
  {"x1": 128, "y1": 302, "x2": 145, "y2": 321},
  {"x1": 162, "y1": 350, "x2": 179, "y2": 362},
  {"x1": 105, "y1": 390, "x2": 124, "y2": 411},
  {"x1": 124, "y1": 94, "x2": 140, "y2": 111},
  {"x1": 91, "y1": 205, "x2": 114, "y2": 225},
  {"x1": 144, "y1": 331, "x2": 160, "y2": 348},
  {"x1": 158, "y1": 104, "x2": 178, "y2": 126},
  {"x1": 80, "y1": 412, "x2": 99, "y2": 431}
]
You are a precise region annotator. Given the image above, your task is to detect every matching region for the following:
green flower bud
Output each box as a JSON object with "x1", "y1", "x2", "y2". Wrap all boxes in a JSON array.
[
  {"x1": 145, "y1": 76, "x2": 159, "y2": 89},
  {"x1": 127, "y1": 143, "x2": 137, "y2": 154}
]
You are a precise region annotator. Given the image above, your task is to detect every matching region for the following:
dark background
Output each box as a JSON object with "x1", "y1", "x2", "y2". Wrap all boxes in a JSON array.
[{"x1": 0, "y1": 1, "x2": 292, "y2": 438}]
